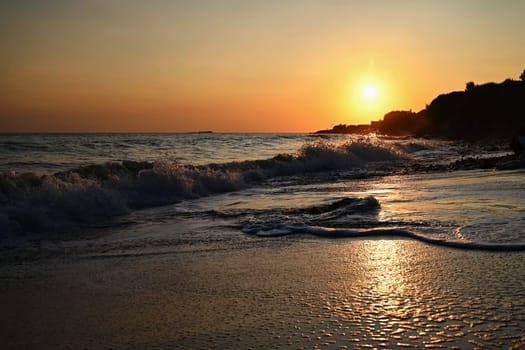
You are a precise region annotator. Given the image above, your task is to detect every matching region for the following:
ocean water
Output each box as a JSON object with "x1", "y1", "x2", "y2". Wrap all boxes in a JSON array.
[{"x1": 0, "y1": 132, "x2": 524, "y2": 254}]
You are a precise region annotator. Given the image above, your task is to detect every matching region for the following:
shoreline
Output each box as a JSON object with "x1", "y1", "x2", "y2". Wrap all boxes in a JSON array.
[{"x1": 2, "y1": 237, "x2": 525, "y2": 349}]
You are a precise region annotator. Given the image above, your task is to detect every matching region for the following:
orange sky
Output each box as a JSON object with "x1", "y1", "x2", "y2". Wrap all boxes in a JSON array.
[{"x1": 2, "y1": 1, "x2": 525, "y2": 132}]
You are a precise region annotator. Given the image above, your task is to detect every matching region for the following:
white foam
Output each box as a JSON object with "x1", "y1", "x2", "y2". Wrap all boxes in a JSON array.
[{"x1": 1, "y1": 139, "x2": 406, "y2": 234}]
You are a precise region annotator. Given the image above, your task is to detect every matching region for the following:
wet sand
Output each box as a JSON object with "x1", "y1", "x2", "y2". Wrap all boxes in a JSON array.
[{"x1": 1, "y1": 238, "x2": 525, "y2": 349}]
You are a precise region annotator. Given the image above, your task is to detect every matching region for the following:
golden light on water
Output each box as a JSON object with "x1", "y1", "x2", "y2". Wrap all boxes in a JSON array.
[{"x1": 365, "y1": 240, "x2": 406, "y2": 293}]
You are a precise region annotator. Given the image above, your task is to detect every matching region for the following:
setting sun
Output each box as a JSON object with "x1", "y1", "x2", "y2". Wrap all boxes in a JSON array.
[
  {"x1": 362, "y1": 85, "x2": 378, "y2": 102},
  {"x1": 337, "y1": 73, "x2": 393, "y2": 125}
]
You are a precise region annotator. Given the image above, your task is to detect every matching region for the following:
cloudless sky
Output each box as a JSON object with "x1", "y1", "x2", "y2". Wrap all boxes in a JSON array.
[{"x1": 2, "y1": 0, "x2": 525, "y2": 132}]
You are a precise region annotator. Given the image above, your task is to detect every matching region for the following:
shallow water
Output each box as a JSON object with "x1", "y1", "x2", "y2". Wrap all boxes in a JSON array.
[
  {"x1": 3, "y1": 238, "x2": 524, "y2": 349},
  {"x1": 4, "y1": 167, "x2": 521, "y2": 265},
  {"x1": 0, "y1": 133, "x2": 523, "y2": 252},
  {"x1": 167, "y1": 239, "x2": 525, "y2": 349}
]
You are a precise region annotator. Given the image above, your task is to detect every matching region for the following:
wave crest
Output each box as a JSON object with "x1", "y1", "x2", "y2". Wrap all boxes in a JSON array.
[
  {"x1": 242, "y1": 223, "x2": 525, "y2": 251},
  {"x1": 0, "y1": 139, "x2": 406, "y2": 234}
]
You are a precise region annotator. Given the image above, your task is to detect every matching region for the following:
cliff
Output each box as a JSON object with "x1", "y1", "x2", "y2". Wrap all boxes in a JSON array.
[
  {"x1": 424, "y1": 79, "x2": 525, "y2": 139},
  {"x1": 317, "y1": 73, "x2": 525, "y2": 140}
]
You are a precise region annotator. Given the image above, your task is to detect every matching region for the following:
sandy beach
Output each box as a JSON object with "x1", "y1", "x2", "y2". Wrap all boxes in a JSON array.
[{"x1": 2, "y1": 236, "x2": 525, "y2": 349}]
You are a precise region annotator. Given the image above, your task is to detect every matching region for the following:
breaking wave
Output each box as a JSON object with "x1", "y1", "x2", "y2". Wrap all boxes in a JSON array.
[
  {"x1": 0, "y1": 139, "x2": 406, "y2": 234},
  {"x1": 242, "y1": 223, "x2": 525, "y2": 251},
  {"x1": 240, "y1": 194, "x2": 525, "y2": 251}
]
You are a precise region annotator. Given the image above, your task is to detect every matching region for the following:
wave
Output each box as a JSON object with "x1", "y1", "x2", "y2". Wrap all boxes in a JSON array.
[
  {"x1": 242, "y1": 223, "x2": 525, "y2": 251},
  {"x1": 284, "y1": 196, "x2": 380, "y2": 215},
  {"x1": 240, "y1": 194, "x2": 525, "y2": 251},
  {"x1": 0, "y1": 139, "x2": 406, "y2": 234}
]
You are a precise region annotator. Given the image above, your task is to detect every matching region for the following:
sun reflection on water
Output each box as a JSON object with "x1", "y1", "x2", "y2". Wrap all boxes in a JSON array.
[
  {"x1": 363, "y1": 240, "x2": 406, "y2": 295},
  {"x1": 294, "y1": 240, "x2": 525, "y2": 349}
]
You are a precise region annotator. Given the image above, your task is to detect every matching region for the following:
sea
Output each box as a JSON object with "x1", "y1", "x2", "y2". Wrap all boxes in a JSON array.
[{"x1": 1, "y1": 132, "x2": 524, "y2": 255}]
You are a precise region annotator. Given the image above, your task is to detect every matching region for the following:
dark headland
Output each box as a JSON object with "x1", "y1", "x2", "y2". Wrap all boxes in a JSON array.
[{"x1": 317, "y1": 70, "x2": 525, "y2": 142}]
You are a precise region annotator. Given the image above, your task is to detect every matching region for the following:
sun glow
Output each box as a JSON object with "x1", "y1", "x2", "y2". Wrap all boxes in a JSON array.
[
  {"x1": 339, "y1": 73, "x2": 392, "y2": 125},
  {"x1": 362, "y1": 85, "x2": 378, "y2": 101},
  {"x1": 362, "y1": 85, "x2": 378, "y2": 102}
]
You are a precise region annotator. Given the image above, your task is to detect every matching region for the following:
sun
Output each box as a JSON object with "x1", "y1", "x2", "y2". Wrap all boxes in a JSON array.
[
  {"x1": 340, "y1": 73, "x2": 391, "y2": 124},
  {"x1": 362, "y1": 85, "x2": 378, "y2": 102}
]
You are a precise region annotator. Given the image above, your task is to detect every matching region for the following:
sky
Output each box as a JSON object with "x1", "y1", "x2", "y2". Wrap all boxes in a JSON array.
[{"x1": 1, "y1": 0, "x2": 525, "y2": 133}]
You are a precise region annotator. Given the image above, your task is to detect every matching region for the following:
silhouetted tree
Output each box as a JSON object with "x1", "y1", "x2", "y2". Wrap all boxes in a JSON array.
[
  {"x1": 465, "y1": 81, "x2": 475, "y2": 91},
  {"x1": 520, "y1": 69, "x2": 525, "y2": 82}
]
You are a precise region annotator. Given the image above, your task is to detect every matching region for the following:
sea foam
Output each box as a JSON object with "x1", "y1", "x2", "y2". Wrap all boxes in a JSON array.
[
  {"x1": 243, "y1": 222, "x2": 525, "y2": 251},
  {"x1": 0, "y1": 139, "x2": 406, "y2": 234}
]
